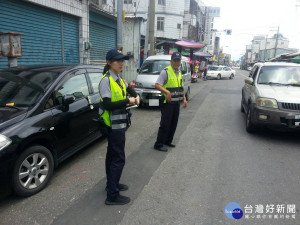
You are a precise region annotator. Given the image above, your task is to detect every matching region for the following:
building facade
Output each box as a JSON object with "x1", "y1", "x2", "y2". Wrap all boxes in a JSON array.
[
  {"x1": 248, "y1": 34, "x2": 297, "y2": 63},
  {"x1": 0, "y1": 0, "x2": 89, "y2": 68}
]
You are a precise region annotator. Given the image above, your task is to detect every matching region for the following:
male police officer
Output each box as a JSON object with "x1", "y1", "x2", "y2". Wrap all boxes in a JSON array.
[{"x1": 154, "y1": 52, "x2": 188, "y2": 152}]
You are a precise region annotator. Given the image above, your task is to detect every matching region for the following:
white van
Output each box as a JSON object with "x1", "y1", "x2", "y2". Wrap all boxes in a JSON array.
[{"x1": 135, "y1": 55, "x2": 191, "y2": 107}]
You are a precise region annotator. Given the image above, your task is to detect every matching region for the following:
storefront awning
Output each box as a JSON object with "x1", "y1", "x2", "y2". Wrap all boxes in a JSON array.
[
  {"x1": 194, "y1": 51, "x2": 212, "y2": 57},
  {"x1": 175, "y1": 39, "x2": 205, "y2": 48}
]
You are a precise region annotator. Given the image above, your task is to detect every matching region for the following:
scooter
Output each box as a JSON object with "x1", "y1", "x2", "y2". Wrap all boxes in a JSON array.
[{"x1": 191, "y1": 73, "x2": 198, "y2": 83}]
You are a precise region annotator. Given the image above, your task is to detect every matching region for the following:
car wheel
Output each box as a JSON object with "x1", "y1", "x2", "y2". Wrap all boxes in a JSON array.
[
  {"x1": 246, "y1": 104, "x2": 256, "y2": 133},
  {"x1": 241, "y1": 99, "x2": 245, "y2": 113},
  {"x1": 229, "y1": 74, "x2": 234, "y2": 79},
  {"x1": 217, "y1": 74, "x2": 221, "y2": 80},
  {"x1": 12, "y1": 145, "x2": 54, "y2": 197}
]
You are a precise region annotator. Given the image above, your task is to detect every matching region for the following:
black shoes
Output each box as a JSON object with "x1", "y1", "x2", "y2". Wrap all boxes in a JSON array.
[
  {"x1": 154, "y1": 143, "x2": 175, "y2": 151},
  {"x1": 165, "y1": 143, "x2": 176, "y2": 148},
  {"x1": 154, "y1": 145, "x2": 168, "y2": 152},
  {"x1": 105, "y1": 183, "x2": 128, "y2": 192},
  {"x1": 105, "y1": 194, "x2": 131, "y2": 205}
]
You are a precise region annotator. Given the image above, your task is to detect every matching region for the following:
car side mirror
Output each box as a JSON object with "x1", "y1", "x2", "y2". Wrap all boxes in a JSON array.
[
  {"x1": 62, "y1": 94, "x2": 75, "y2": 106},
  {"x1": 245, "y1": 78, "x2": 254, "y2": 85},
  {"x1": 136, "y1": 68, "x2": 140, "y2": 73}
]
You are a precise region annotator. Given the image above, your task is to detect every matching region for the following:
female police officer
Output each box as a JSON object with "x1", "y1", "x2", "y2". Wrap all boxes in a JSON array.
[{"x1": 99, "y1": 49, "x2": 139, "y2": 205}]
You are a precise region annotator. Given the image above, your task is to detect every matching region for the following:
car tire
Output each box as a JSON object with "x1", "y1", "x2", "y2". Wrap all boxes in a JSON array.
[
  {"x1": 246, "y1": 104, "x2": 256, "y2": 133},
  {"x1": 241, "y1": 100, "x2": 245, "y2": 113},
  {"x1": 229, "y1": 74, "x2": 234, "y2": 79},
  {"x1": 217, "y1": 74, "x2": 221, "y2": 80},
  {"x1": 12, "y1": 145, "x2": 54, "y2": 197}
]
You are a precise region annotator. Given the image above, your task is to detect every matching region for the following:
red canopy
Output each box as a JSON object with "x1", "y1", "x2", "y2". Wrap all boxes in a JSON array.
[{"x1": 175, "y1": 39, "x2": 205, "y2": 48}]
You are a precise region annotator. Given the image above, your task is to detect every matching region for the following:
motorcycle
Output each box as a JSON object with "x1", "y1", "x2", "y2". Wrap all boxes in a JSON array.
[{"x1": 191, "y1": 73, "x2": 198, "y2": 83}]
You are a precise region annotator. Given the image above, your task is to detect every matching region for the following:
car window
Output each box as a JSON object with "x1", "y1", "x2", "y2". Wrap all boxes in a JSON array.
[
  {"x1": 88, "y1": 72, "x2": 103, "y2": 93},
  {"x1": 0, "y1": 71, "x2": 59, "y2": 107},
  {"x1": 209, "y1": 66, "x2": 220, "y2": 71},
  {"x1": 55, "y1": 74, "x2": 89, "y2": 105},
  {"x1": 180, "y1": 62, "x2": 187, "y2": 74},
  {"x1": 249, "y1": 66, "x2": 257, "y2": 78},
  {"x1": 257, "y1": 66, "x2": 300, "y2": 85},
  {"x1": 44, "y1": 95, "x2": 55, "y2": 110},
  {"x1": 139, "y1": 60, "x2": 170, "y2": 74},
  {"x1": 187, "y1": 63, "x2": 191, "y2": 73},
  {"x1": 252, "y1": 66, "x2": 260, "y2": 80}
]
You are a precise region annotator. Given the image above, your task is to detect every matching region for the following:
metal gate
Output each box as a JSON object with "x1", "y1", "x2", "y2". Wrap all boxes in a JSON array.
[
  {"x1": 89, "y1": 12, "x2": 117, "y2": 62},
  {"x1": 0, "y1": 0, "x2": 79, "y2": 69}
]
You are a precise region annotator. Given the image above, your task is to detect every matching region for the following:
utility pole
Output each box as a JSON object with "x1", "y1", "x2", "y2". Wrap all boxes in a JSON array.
[
  {"x1": 143, "y1": 7, "x2": 149, "y2": 61},
  {"x1": 274, "y1": 26, "x2": 279, "y2": 58},
  {"x1": 264, "y1": 35, "x2": 268, "y2": 61},
  {"x1": 117, "y1": 0, "x2": 123, "y2": 52},
  {"x1": 258, "y1": 40, "x2": 261, "y2": 61},
  {"x1": 149, "y1": 0, "x2": 155, "y2": 56},
  {"x1": 144, "y1": 0, "x2": 155, "y2": 61}
]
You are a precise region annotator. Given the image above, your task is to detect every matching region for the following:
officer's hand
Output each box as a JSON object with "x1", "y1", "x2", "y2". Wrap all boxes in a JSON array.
[
  {"x1": 183, "y1": 99, "x2": 188, "y2": 108},
  {"x1": 166, "y1": 91, "x2": 172, "y2": 103},
  {"x1": 135, "y1": 95, "x2": 140, "y2": 105},
  {"x1": 128, "y1": 97, "x2": 136, "y2": 104}
]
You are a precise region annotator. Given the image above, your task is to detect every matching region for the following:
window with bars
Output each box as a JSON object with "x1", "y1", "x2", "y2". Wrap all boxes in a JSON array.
[
  {"x1": 124, "y1": 0, "x2": 132, "y2": 4},
  {"x1": 158, "y1": 0, "x2": 166, "y2": 5},
  {"x1": 157, "y1": 17, "x2": 164, "y2": 31}
]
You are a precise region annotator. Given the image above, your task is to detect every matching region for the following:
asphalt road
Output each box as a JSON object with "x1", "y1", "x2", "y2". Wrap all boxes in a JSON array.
[{"x1": 0, "y1": 69, "x2": 299, "y2": 225}]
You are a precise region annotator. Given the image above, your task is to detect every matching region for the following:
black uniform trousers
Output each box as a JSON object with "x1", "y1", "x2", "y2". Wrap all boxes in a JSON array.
[
  {"x1": 106, "y1": 128, "x2": 126, "y2": 200},
  {"x1": 155, "y1": 102, "x2": 180, "y2": 147}
]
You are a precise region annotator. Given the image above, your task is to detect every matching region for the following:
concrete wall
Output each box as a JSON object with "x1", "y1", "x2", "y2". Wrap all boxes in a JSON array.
[
  {"x1": 25, "y1": 0, "x2": 89, "y2": 64},
  {"x1": 122, "y1": 18, "x2": 143, "y2": 82}
]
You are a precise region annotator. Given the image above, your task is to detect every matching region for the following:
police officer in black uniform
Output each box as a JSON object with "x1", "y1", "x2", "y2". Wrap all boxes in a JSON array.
[{"x1": 154, "y1": 52, "x2": 188, "y2": 152}]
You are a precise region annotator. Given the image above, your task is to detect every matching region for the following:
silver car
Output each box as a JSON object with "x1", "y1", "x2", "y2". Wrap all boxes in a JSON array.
[{"x1": 241, "y1": 62, "x2": 300, "y2": 132}]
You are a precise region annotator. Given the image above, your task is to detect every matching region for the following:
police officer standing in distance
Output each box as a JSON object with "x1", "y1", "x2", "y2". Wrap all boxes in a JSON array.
[
  {"x1": 154, "y1": 52, "x2": 188, "y2": 152},
  {"x1": 99, "y1": 49, "x2": 139, "y2": 205}
]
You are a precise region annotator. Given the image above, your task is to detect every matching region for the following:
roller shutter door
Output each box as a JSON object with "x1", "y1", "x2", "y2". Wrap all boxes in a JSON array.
[
  {"x1": 89, "y1": 12, "x2": 117, "y2": 60},
  {"x1": 0, "y1": 0, "x2": 79, "y2": 69}
]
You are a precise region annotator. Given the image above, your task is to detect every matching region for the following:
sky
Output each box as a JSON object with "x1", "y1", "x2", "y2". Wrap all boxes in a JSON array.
[{"x1": 201, "y1": 0, "x2": 300, "y2": 60}]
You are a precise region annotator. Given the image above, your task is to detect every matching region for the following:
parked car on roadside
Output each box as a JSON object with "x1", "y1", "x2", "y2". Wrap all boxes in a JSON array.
[
  {"x1": 0, "y1": 64, "x2": 104, "y2": 197},
  {"x1": 207, "y1": 66, "x2": 235, "y2": 80},
  {"x1": 135, "y1": 55, "x2": 191, "y2": 107},
  {"x1": 241, "y1": 62, "x2": 300, "y2": 132}
]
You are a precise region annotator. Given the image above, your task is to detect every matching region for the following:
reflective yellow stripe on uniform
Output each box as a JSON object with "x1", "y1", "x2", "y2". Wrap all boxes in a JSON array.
[
  {"x1": 99, "y1": 72, "x2": 127, "y2": 129},
  {"x1": 162, "y1": 66, "x2": 184, "y2": 103}
]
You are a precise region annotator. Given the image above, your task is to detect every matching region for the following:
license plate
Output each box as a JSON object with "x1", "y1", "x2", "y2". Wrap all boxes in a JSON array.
[{"x1": 149, "y1": 99, "x2": 159, "y2": 106}]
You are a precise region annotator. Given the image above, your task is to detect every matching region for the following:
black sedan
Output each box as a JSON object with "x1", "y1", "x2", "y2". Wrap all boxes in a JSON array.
[{"x1": 0, "y1": 64, "x2": 104, "y2": 197}]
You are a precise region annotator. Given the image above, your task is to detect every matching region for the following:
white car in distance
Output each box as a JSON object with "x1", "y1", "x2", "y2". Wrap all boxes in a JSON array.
[{"x1": 207, "y1": 66, "x2": 235, "y2": 80}]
